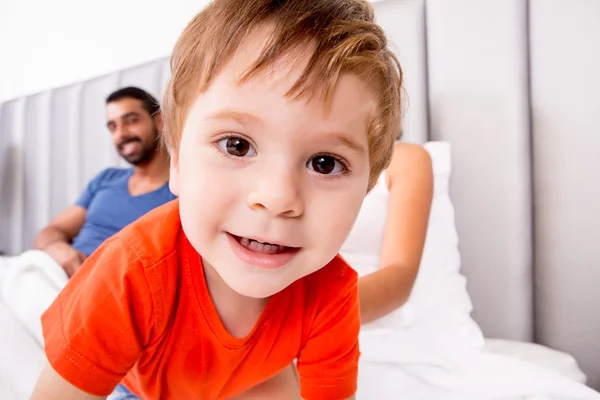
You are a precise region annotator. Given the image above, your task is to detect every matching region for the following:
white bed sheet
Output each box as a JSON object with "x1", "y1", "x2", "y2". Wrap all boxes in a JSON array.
[
  {"x1": 356, "y1": 329, "x2": 600, "y2": 400},
  {"x1": 484, "y1": 338, "x2": 587, "y2": 384},
  {"x1": 356, "y1": 359, "x2": 598, "y2": 400}
]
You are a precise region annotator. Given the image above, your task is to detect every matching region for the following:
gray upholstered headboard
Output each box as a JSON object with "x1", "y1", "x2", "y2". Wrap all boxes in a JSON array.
[{"x1": 1, "y1": 0, "x2": 599, "y2": 389}]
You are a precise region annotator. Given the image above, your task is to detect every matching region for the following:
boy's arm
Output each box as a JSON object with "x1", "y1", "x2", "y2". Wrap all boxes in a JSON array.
[
  {"x1": 35, "y1": 235, "x2": 157, "y2": 397},
  {"x1": 234, "y1": 364, "x2": 357, "y2": 400},
  {"x1": 31, "y1": 364, "x2": 106, "y2": 400},
  {"x1": 232, "y1": 365, "x2": 300, "y2": 400}
]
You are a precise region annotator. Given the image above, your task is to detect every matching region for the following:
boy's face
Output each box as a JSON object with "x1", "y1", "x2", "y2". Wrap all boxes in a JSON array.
[{"x1": 170, "y1": 34, "x2": 375, "y2": 298}]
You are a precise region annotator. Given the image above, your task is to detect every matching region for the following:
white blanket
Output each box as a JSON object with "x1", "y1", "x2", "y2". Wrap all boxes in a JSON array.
[
  {"x1": 0, "y1": 250, "x2": 69, "y2": 399},
  {"x1": 1, "y1": 250, "x2": 69, "y2": 346},
  {"x1": 0, "y1": 301, "x2": 46, "y2": 400}
]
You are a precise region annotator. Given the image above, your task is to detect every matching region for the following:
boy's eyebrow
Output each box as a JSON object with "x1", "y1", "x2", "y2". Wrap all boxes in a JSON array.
[
  {"x1": 203, "y1": 109, "x2": 365, "y2": 153},
  {"x1": 329, "y1": 134, "x2": 366, "y2": 154},
  {"x1": 202, "y1": 109, "x2": 261, "y2": 125}
]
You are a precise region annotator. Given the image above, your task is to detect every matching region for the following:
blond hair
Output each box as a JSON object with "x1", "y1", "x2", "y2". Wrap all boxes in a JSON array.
[{"x1": 163, "y1": 0, "x2": 403, "y2": 189}]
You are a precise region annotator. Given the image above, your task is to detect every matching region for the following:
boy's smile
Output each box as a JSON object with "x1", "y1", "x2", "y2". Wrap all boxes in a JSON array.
[
  {"x1": 226, "y1": 232, "x2": 301, "y2": 269},
  {"x1": 169, "y1": 28, "x2": 376, "y2": 299}
]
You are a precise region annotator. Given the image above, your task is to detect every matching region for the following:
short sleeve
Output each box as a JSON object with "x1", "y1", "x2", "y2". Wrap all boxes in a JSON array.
[
  {"x1": 297, "y1": 267, "x2": 360, "y2": 400},
  {"x1": 75, "y1": 168, "x2": 111, "y2": 209},
  {"x1": 41, "y1": 236, "x2": 157, "y2": 396}
]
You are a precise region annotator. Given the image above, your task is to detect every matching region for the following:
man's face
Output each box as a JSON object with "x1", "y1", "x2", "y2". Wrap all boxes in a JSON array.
[
  {"x1": 105, "y1": 98, "x2": 160, "y2": 165},
  {"x1": 169, "y1": 32, "x2": 375, "y2": 299}
]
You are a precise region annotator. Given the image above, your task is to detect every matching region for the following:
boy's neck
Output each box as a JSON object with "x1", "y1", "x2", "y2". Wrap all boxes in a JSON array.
[{"x1": 202, "y1": 258, "x2": 270, "y2": 339}]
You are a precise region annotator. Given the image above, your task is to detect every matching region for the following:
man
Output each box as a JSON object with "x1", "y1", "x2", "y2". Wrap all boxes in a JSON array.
[
  {"x1": 32, "y1": 86, "x2": 174, "y2": 277},
  {"x1": 0, "y1": 86, "x2": 175, "y2": 345}
]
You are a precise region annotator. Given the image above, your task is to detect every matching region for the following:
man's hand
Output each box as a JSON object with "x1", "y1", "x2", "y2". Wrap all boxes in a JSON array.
[{"x1": 44, "y1": 241, "x2": 86, "y2": 277}]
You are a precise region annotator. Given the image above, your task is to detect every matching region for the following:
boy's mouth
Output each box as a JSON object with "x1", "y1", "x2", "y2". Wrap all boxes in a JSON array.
[{"x1": 229, "y1": 233, "x2": 298, "y2": 255}]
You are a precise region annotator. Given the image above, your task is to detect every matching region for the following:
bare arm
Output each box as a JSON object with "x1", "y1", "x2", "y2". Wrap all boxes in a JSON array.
[
  {"x1": 233, "y1": 365, "x2": 355, "y2": 400},
  {"x1": 232, "y1": 365, "x2": 300, "y2": 400},
  {"x1": 33, "y1": 205, "x2": 87, "y2": 250},
  {"x1": 33, "y1": 205, "x2": 88, "y2": 276},
  {"x1": 31, "y1": 364, "x2": 106, "y2": 400},
  {"x1": 358, "y1": 143, "x2": 433, "y2": 324}
]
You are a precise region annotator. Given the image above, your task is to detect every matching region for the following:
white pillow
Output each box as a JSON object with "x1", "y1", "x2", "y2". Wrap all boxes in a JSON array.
[
  {"x1": 405, "y1": 142, "x2": 478, "y2": 322},
  {"x1": 348, "y1": 141, "x2": 485, "y2": 349}
]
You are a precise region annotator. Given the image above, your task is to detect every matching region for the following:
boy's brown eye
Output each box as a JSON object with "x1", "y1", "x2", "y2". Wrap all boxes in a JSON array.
[
  {"x1": 310, "y1": 156, "x2": 337, "y2": 175},
  {"x1": 218, "y1": 136, "x2": 256, "y2": 157},
  {"x1": 226, "y1": 138, "x2": 249, "y2": 156}
]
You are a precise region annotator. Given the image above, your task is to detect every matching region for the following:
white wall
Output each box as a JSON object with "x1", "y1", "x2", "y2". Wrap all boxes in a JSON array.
[
  {"x1": 0, "y1": 0, "x2": 389, "y2": 103},
  {"x1": 0, "y1": 0, "x2": 210, "y2": 102}
]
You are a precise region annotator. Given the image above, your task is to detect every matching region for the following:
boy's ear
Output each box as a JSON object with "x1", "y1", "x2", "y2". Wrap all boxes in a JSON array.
[{"x1": 169, "y1": 150, "x2": 180, "y2": 196}]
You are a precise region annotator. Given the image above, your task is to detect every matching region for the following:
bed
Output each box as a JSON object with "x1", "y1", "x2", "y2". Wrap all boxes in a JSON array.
[{"x1": 1, "y1": 0, "x2": 599, "y2": 398}]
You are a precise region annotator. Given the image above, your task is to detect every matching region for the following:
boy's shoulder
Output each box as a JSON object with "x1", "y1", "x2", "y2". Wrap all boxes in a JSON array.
[{"x1": 113, "y1": 199, "x2": 182, "y2": 268}]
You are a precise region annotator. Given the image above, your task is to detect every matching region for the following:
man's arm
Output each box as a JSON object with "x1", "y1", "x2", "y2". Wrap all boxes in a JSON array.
[
  {"x1": 33, "y1": 205, "x2": 88, "y2": 276},
  {"x1": 34, "y1": 168, "x2": 111, "y2": 251},
  {"x1": 33, "y1": 205, "x2": 87, "y2": 250}
]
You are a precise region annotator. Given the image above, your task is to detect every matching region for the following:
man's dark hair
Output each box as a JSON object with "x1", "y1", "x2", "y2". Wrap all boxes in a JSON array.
[{"x1": 106, "y1": 86, "x2": 160, "y2": 117}]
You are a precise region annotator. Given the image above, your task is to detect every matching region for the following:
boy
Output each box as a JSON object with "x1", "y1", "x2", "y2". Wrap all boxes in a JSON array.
[{"x1": 31, "y1": 0, "x2": 403, "y2": 398}]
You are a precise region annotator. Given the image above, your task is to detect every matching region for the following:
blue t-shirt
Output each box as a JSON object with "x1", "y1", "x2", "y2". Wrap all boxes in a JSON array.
[{"x1": 71, "y1": 168, "x2": 176, "y2": 256}]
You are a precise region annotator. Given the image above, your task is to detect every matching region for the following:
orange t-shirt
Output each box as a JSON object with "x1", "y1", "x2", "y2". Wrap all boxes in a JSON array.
[{"x1": 41, "y1": 199, "x2": 360, "y2": 400}]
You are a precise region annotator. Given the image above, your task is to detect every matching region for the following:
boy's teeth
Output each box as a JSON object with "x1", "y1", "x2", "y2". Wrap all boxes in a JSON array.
[{"x1": 239, "y1": 237, "x2": 285, "y2": 254}]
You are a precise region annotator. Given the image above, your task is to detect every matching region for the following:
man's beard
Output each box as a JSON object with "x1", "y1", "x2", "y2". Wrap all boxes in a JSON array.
[{"x1": 118, "y1": 128, "x2": 160, "y2": 166}]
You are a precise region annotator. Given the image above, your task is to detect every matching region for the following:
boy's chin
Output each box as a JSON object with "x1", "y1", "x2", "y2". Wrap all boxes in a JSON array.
[
  {"x1": 230, "y1": 282, "x2": 286, "y2": 299},
  {"x1": 223, "y1": 273, "x2": 295, "y2": 299}
]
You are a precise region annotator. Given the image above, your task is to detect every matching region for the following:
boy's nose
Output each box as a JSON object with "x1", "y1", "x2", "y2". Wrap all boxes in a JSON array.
[{"x1": 246, "y1": 170, "x2": 304, "y2": 218}]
